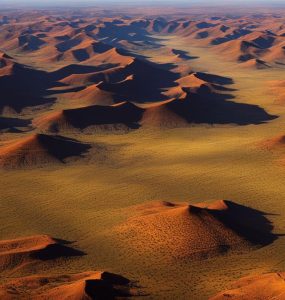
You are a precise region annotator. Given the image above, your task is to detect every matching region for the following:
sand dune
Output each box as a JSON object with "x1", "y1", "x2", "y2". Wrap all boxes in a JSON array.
[
  {"x1": 140, "y1": 100, "x2": 188, "y2": 128},
  {"x1": 60, "y1": 83, "x2": 115, "y2": 106},
  {"x1": 151, "y1": 90, "x2": 275, "y2": 125},
  {"x1": 34, "y1": 100, "x2": 191, "y2": 131},
  {"x1": 85, "y1": 47, "x2": 133, "y2": 66},
  {"x1": 59, "y1": 65, "x2": 126, "y2": 86},
  {"x1": 211, "y1": 272, "x2": 285, "y2": 299},
  {"x1": 96, "y1": 58, "x2": 178, "y2": 102},
  {"x1": 0, "y1": 271, "x2": 138, "y2": 299},
  {"x1": 176, "y1": 73, "x2": 207, "y2": 88},
  {"x1": 0, "y1": 234, "x2": 140, "y2": 299},
  {"x1": 34, "y1": 88, "x2": 276, "y2": 132},
  {"x1": 242, "y1": 58, "x2": 271, "y2": 69},
  {"x1": 0, "y1": 134, "x2": 90, "y2": 168},
  {"x1": 0, "y1": 235, "x2": 84, "y2": 272},
  {"x1": 115, "y1": 200, "x2": 276, "y2": 260},
  {"x1": 33, "y1": 102, "x2": 144, "y2": 132},
  {"x1": 141, "y1": 16, "x2": 285, "y2": 67}
]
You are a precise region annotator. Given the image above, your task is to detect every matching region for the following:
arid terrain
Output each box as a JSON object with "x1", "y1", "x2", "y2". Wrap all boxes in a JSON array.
[{"x1": 0, "y1": 5, "x2": 285, "y2": 299}]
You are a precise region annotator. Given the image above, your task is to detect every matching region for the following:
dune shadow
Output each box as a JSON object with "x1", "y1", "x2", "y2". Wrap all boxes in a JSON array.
[
  {"x1": 172, "y1": 49, "x2": 199, "y2": 60},
  {"x1": 0, "y1": 61, "x2": 121, "y2": 112},
  {"x1": 31, "y1": 239, "x2": 86, "y2": 260},
  {"x1": 0, "y1": 64, "x2": 61, "y2": 113},
  {"x1": 18, "y1": 34, "x2": 46, "y2": 51},
  {"x1": 211, "y1": 29, "x2": 252, "y2": 45},
  {"x1": 36, "y1": 134, "x2": 92, "y2": 162},
  {"x1": 170, "y1": 88, "x2": 277, "y2": 125},
  {"x1": 92, "y1": 20, "x2": 165, "y2": 49},
  {"x1": 61, "y1": 103, "x2": 144, "y2": 130},
  {"x1": 98, "y1": 59, "x2": 179, "y2": 103},
  {"x1": 195, "y1": 72, "x2": 234, "y2": 85},
  {"x1": 0, "y1": 116, "x2": 31, "y2": 130},
  {"x1": 85, "y1": 271, "x2": 148, "y2": 299},
  {"x1": 196, "y1": 21, "x2": 218, "y2": 29},
  {"x1": 209, "y1": 200, "x2": 279, "y2": 246}
]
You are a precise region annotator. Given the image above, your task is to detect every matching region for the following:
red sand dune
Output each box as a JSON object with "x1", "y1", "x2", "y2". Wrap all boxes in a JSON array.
[
  {"x1": 85, "y1": 47, "x2": 133, "y2": 66},
  {"x1": 61, "y1": 83, "x2": 115, "y2": 106},
  {"x1": 0, "y1": 235, "x2": 84, "y2": 272},
  {"x1": 210, "y1": 272, "x2": 285, "y2": 300},
  {"x1": 115, "y1": 200, "x2": 275, "y2": 260},
  {"x1": 33, "y1": 102, "x2": 144, "y2": 132},
  {"x1": 0, "y1": 234, "x2": 140, "y2": 299},
  {"x1": 0, "y1": 134, "x2": 90, "y2": 168},
  {"x1": 242, "y1": 58, "x2": 271, "y2": 69},
  {"x1": 140, "y1": 100, "x2": 188, "y2": 128},
  {"x1": 176, "y1": 73, "x2": 207, "y2": 88},
  {"x1": 34, "y1": 100, "x2": 190, "y2": 131},
  {"x1": 162, "y1": 85, "x2": 187, "y2": 99},
  {"x1": 0, "y1": 271, "x2": 139, "y2": 299},
  {"x1": 59, "y1": 64, "x2": 126, "y2": 86}
]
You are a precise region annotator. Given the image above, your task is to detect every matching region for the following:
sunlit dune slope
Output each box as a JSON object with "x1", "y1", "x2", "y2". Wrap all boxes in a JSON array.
[
  {"x1": 210, "y1": 272, "x2": 285, "y2": 300},
  {"x1": 115, "y1": 200, "x2": 276, "y2": 260},
  {"x1": 0, "y1": 134, "x2": 90, "y2": 168}
]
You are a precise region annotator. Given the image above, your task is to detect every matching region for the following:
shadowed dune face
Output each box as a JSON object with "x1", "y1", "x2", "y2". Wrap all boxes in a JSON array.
[
  {"x1": 114, "y1": 200, "x2": 277, "y2": 261},
  {"x1": 0, "y1": 57, "x2": 65, "y2": 113},
  {"x1": 210, "y1": 272, "x2": 285, "y2": 300},
  {"x1": 0, "y1": 117, "x2": 31, "y2": 132},
  {"x1": 96, "y1": 58, "x2": 179, "y2": 103},
  {"x1": 34, "y1": 102, "x2": 144, "y2": 132},
  {"x1": 0, "y1": 134, "x2": 91, "y2": 168},
  {"x1": 175, "y1": 91, "x2": 276, "y2": 125},
  {"x1": 152, "y1": 83, "x2": 276, "y2": 126},
  {"x1": 18, "y1": 34, "x2": 46, "y2": 51}
]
